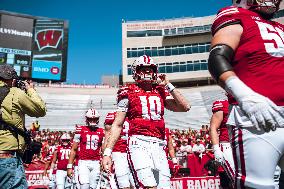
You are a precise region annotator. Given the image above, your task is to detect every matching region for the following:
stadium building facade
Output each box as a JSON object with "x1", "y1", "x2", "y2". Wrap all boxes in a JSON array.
[
  {"x1": 122, "y1": 4, "x2": 284, "y2": 87},
  {"x1": 122, "y1": 15, "x2": 214, "y2": 87}
]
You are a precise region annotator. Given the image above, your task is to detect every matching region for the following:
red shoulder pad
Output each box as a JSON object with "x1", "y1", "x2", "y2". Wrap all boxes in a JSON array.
[
  {"x1": 212, "y1": 6, "x2": 242, "y2": 35},
  {"x1": 212, "y1": 100, "x2": 228, "y2": 113},
  {"x1": 104, "y1": 111, "x2": 116, "y2": 125}
]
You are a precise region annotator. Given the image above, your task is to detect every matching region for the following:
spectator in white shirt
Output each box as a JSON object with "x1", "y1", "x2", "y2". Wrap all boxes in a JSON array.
[
  {"x1": 192, "y1": 139, "x2": 205, "y2": 154},
  {"x1": 179, "y1": 140, "x2": 192, "y2": 155}
]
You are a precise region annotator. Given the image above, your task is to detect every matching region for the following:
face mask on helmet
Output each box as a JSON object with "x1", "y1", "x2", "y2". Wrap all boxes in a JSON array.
[
  {"x1": 132, "y1": 55, "x2": 158, "y2": 83},
  {"x1": 61, "y1": 134, "x2": 71, "y2": 146},
  {"x1": 85, "y1": 108, "x2": 100, "y2": 127},
  {"x1": 234, "y1": 0, "x2": 281, "y2": 17}
]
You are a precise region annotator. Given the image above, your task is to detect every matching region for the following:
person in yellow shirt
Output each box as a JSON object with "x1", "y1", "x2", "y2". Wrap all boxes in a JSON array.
[{"x1": 0, "y1": 64, "x2": 46, "y2": 188}]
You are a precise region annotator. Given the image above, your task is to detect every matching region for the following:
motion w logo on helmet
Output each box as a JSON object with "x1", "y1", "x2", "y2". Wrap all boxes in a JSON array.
[{"x1": 35, "y1": 29, "x2": 63, "y2": 51}]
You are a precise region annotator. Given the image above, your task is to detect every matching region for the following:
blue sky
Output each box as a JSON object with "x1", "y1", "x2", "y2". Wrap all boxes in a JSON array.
[{"x1": 0, "y1": 0, "x2": 231, "y2": 84}]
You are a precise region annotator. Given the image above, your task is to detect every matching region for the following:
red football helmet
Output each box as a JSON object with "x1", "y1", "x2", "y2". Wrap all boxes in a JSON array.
[
  {"x1": 85, "y1": 108, "x2": 100, "y2": 127},
  {"x1": 61, "y1": 133, "x2": 71, "y2": 146},
  {"x1": 233, "y1": 0, "x2": 282, "y2": 16},
  {"x1": 131, "y1": 55, "x2": 158, "y2": 83}
]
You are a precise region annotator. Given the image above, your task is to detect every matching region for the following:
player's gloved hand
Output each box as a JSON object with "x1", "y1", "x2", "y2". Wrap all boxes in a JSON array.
[
  {"x1": 225, "y1": 76, "x2": 284, "y2": 132},
  {"x1": 213, "y1": 144, "x2": 225, "y2": 164}
]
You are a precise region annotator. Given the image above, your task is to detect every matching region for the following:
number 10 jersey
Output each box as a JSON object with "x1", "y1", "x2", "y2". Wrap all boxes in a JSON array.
[{"x1": 117, "y1": 84, "x2": 170, "y2": 140}]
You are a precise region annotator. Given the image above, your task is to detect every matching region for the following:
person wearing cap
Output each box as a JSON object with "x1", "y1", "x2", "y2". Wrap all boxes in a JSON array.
[
  {"x1": 0, "y1": 64, "x2": 46, "y2": 188},
  {"x1": 192, "y1": 138, "x2": 205, "y2": 156}
]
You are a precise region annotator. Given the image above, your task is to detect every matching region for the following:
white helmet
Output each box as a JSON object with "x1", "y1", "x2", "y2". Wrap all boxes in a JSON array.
[
  {"x1": 61, "y1": 133, "x2": 71, "y2": 140},
  {"x1": 85, "y1": 108, "x2": 100, "y2": 127},
  {"x1": 233, "y1": 0, "x2": 282, "y2": 17},
  {"x1": 61, "y1": 133, "x2": 71, "y2": 146},
  {"x1": 131, "y1": 55, "x2": 158, "y2": 83}
]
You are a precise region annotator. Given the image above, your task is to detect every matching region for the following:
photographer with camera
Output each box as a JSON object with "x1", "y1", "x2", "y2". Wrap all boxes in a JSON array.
[{"x1": 0, "y1": 64, "x2": 46, "y2": 188}]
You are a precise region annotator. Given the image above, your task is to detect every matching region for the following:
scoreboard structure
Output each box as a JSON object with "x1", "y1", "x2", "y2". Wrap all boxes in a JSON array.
[{"x1": 0, "y1": 11, "x2": 68, "y2": 82}]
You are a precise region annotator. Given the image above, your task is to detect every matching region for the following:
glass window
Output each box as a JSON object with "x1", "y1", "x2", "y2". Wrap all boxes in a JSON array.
[
  {"x1": 138, "y1": 48, "x2": 144, "y2": 56},
  {"x1": 145, "y1": 47, "x2": 151, "y2": 56},
  {"x1": 132, "y1": 50, "x2": 138, "y2": 57},
  {"x1": 127, "y1": 31, "x2": 146, "y2": 37},
  {"x1": 147, "y1": 30, "x2": 162, "y2": 36},
  {"x1": 185, "y1": 45, "x2": 192, "y2": 54},
  {"x1": 165, "y1": 46, "x2": 172, "y2": 56},
  {"x1": 180, "y1": 62, "x2": 186, "y2": 72},
  {"x1": 127, "y1": 50, "x2": 131, "y2": 58},
  {"x1": 173, "y1": 62, "x2": 179, "y2": 73},
  {"x1": 152, "y1": 47, "x2": 158, "y2": 57},
  {"x1": 172, "y1": 46, "x2": 178, "y2": 55},
  {"x1": 201, "y1": 63, "x2": 208, "y2": 70},
  {"x1": 164, "y1": 29, "x2": 170, "y2": 35},
  {"x1": 184, "y1": 27, "x2": 191, "y2": 34},
  {"x1": 178, "y1": 45, "x2": 185, "y2": 55},
  {"x1": 204, "y1": 25, "x2": 211, "y2": 31},
  {"x1": 205, "y1": 43, "x2": 210, "y2": 52},
  {"x1": 200, "y1": 60, "x2": 208, "y2": 70},
  {"x1": 166, "y1": 63, "x2": 173, "y2": 73},
  {"x1": 192, "y1": 44, "x2": 198, "y2": 53},
  {"x1": 192, "y1": 26, "x2": 198, "y2": 33},
  {"x1": 127, "y1": 65, "x2": 132, "y2": 75},
  {"x1": 187, "y1": 61, "x2": 193, "y2": 71},
  {"x1": 177, "y1": 28, "x2": 184, "y2": 35},
  {"x1": 171, "y1": 28, "x2": 176, "y2": 35},
  {"x1": 199, "y1": 44, "x2": 206, "y2": 53},
  {"x1": 159, "y1": 63, "x2": 166, "y2": 73},
  {"x1": 158, "y1": 47, "x2": 165, "y2": 56},
  {"x1": 193, "y1": 61, "x2": 201, "y2": 71}
]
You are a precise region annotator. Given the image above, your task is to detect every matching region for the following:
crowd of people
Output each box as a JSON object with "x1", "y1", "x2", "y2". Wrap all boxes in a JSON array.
[{"x1": 29, "y1": 125, "x2": 212, "y2": 166}]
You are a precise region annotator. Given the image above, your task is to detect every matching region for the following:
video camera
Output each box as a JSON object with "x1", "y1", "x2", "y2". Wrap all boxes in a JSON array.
[{"x1": 14, "y1": 80, "x2": 27, "y2": 92}]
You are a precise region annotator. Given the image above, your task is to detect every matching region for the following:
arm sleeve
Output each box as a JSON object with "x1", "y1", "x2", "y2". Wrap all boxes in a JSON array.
[
  {"x1": 73, "y1": 133, "x2": 81, "y2": 143},
  {"x1": 117, "y1": 98, "x2": 129, "y2": 112}
]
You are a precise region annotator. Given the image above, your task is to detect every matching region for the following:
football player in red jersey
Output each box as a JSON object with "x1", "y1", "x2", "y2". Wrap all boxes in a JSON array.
[
  {"x1": 102, "y1": 55, "x2": 190, "y2": 189},
  {"x1": 43, "y1": 150, "x2": 57, "y2": 189},
  {"x1": 209, "y1": 99, "x2": 235, "y2": 189},
  {"x1": 45, "y1": 133, "x2": 72, "y2": 189},
  {"x1": 164, "y1": 128, "x2": 180, "y2": 178},
  {"x1": 67, "y1": 108, "x2": 104, "y2": 189},
  {"x1": 43, "y1": 138, "x2": 57, "y2": 189},
  {"x1": 208, "y1": 0, "x2": 284, "y2": 188},
  {"x1": 104, "y1": 111, "x2": 134, "y2": 189}
]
